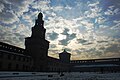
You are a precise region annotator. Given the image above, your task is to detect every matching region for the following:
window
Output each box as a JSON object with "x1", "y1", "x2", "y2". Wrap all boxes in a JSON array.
[
  {"x1": 26, "y1": 66, "x2": 28, "y2": 70},
  {"x1": 18, "y1": 50, "x2": 20, "y2": 52},
  {"x1": 0, "y1": 62, "x2": 2, "y2": 69},
  {"x1": 16, "y1": 64, "x2": 19, "y2": 70},
  {"x1": 5, "y1": 46, "x2": 7, "y2": 48},
  {"x1": 22, "y1": 65, "x2": 25, "y2": 70},
  {"x1": 18, "y1": 56, "x2": 21, "y2": 61},
  {"x1": 8, "y1": 63, "x2": 12, "y2": 70},
  {"x1": 13, "y1": 55, "x2": 16, "y2": 60},
  {"x1": 27, "y1": 58, "x2": 29, "y2": 62},
  {"x1": 23, "y1": 57, "x2": 25, "y2": 61},
  {"x1": 7, "y1": 54, "x2": 11, "y2": 60},
  {"x1": 0, "y1": 52, "x2": 3, "y2": 58}
]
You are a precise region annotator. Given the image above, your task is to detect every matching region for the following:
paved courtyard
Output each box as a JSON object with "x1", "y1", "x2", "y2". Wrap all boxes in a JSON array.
[{"x1": 0, "y1": 72, "x2": 120, "y2": 80}]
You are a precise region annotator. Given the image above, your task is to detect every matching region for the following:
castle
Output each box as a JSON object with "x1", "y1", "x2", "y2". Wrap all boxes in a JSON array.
[{"x1": 0, "y1": 13, "x2": 120, "y2": 72}]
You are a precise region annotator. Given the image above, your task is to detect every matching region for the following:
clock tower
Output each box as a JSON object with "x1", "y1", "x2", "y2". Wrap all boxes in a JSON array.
[{"x1": 25, "y1": 12, "x2": 49, "y2": 71}]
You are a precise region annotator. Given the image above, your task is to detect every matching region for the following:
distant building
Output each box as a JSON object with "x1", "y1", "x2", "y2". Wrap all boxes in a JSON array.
[
  {"x1": 70, "y1": 58, "x2": 120, "y2": 72},
  {"x1": 0, "y1": 13, "x2": 120, "y2": 72}
]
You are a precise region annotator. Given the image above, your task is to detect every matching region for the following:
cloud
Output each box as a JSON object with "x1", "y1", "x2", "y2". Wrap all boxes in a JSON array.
[
  {"x1": 98, "y1": 44, "x2": 120, "y2": 58},
  {"x1": 105, "y1": 44, "x2": 120, "y2": 53},
  {"x1": 62, "y1": 28, "x2": 76, "y2": 40},
  {"x1": 52, "y1": 6, "x2": 64, "y2": 11},
  {"x1": 82, "y1": 42, "x2": 93, "y2": 45},
  {"x1": 58, "y1": 28, "x2": 76, "y2": 46},
  {"x1": 59, "y1": 39, "x2": 69, "y2": 46},
  {"x1": 49, "y1": 44, "x2": 56, "y2": 48},
  {"x1": 88, "y1": 1, "x2": 99, "y2": 7},
  {"x1": 111, "y1": 20, "x2": 120, "y2": 30},
  {"x1": 0, "y1": 25, "x2": 25, "y2": 48},
  {"x1": 71, "y1": 48, "x2": 103, "y2": 60},
  {"x1": 95, "y1": 16, "x2": 106, "y2": 24},
  {"x1": 30, "y1": 0, "x2": 50, "y2": 11},
  {"x1": 77, "y1": 39, "x2": 87, "y2": 44},
  {"x1": 104, "y1": 5, "x2": 120, "y2": 16},
  {"x1": 0, "y1": 0, "x2": 34, "y2": 24},
  {"x1": 97, "y1": 41, "x2": 108, "y2": 43},
  {"x1": 0, "y1": 2, "x2": 5, "y2": 12},
  {"x1": 85, "y1": 1, "x2": 101, "y2": 19},
  {"x1": 47, "y1": 31, "x2": 59, "y2": 40},
  {"x1": 0, "y1": 10, "x2": 19, "y2": 24},
  {"x1": 61, "y1": 28, "x2": 69, "y2": 35}
]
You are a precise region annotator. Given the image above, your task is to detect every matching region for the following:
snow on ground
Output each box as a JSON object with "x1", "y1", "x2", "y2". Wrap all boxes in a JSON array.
[{"x1": 0, "y1": 72, "x2": 120, "y2": 80}]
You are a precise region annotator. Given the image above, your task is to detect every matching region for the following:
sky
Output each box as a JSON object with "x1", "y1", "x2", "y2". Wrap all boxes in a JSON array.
[{"x1": 0, "y1": 0, "x2": 120, "y2": 60}]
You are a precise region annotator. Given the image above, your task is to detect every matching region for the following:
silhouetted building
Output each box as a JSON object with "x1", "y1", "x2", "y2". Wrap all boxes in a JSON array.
[
  {"x1": 0, "y1": 42, "x2": 33, "y2": 71},
  {"x1": 25, "y1": 12, "x2": 49, "y2": 71},
  {"x1": 59, "y1": 49, "x2": 71, "y2": 63},
  {"x1": 0, "y1": 12, "x2": 120, "y2": 72},
  {"x1": 70, "y1": 58, "x2": 120, "y2": 72}
]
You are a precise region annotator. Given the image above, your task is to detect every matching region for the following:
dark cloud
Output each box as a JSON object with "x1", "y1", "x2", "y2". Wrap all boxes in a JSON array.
[
  {"x1": 99, "y1": 47, "x2": 106, "y2": 50},
  {"x1": 72, "y1": 48, "x2": 103, "y2": 59},
  {"x1": 59, "y1": 33, "x2": 76, "y2": 46},
  {"x1": 85, "y1": 48, "x2": 103, "y2": 58},
  {"x1": 64, "y1": 48, "x2": 71, "y2": 52},
  {"x1": 97, "y1": 41, "x2": 108, "y2": 43},
  {"x1": 49, "y1": 44, "x2": 56, "y2": 48},
  {"x1": 61, "y1": 28, "x2": 69, "y2": 35},
  {"x1": 0, "y1": 0, "x2": 33, "y2": 24},
  {"x1": 77, "y1": 39, "x2": 93, "y2": 45},
  {"x1": 0, "y1": 26, "x2": 25, "y2": 48},
  {"x1": 59, "y1": 39, "x2": 69, "y2": 46},
  {"x1": 77, "y1": 39, "x2": 87, "y2": 44},
  {"x1": 48, "y1": 50, "x2": 60, "y2": 55},
  {"x1": 0, "y1": 10, "x2": 19, "y2": 24},
  {"x1": 83, "y1": 42, "x2": 93, "y2": 45},
  {"x1": 68, "y1": 33, "x2": 76, "y2": 40},
  {"x1": 47, "y1": 31, "x2": 59, "y2": 40},
  {"x1": 74, "y1": 50, "x2": 81, "y2": 55},
  {"x1": 105, "y1": 44, "x2": 120, "y2": 53},
  {"x1": 59, "y1": 28, "x2": 76, "y2": 46}
]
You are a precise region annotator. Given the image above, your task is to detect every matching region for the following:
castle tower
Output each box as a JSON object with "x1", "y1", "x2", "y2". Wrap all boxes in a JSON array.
[
  {"x1": 25, "y1": 13, "x2": 49, "y2": 71},
  {"x1": 59, "y1": 49, "x2": 71, "y2": 63}
]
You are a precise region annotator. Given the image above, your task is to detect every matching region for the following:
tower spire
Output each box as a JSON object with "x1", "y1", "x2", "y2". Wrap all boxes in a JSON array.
[{"x1": 31, "y1": 12, "x2": 45, "y2": 39}]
